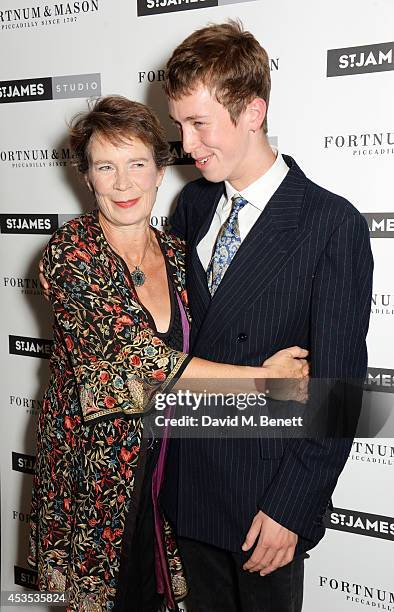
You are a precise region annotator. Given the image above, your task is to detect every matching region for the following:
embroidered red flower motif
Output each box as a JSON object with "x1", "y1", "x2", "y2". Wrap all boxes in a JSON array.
[
  {"x1": 106, "y1": 435, "x2": 114, "y2": 445},
  {"x1": 103, "y1": 303, "x2": 113, "y2": 312},
  {"x1": 48, "y1": 490, "x2": 55, "y2": 500},
  {"x1": 99, "y1": 371, "x2": 109, "y2": 383},
  {"x1": 102, "y1": 527, "x2": 115, "y2": 542},
  {"x1": 167, "y1": 248, "x2": 174, "y2": 257},
  {"x1": 90, "y1": 284, "x2": 100, "y2": 292},
  {"x1": 88, "y1": 518, "x2": 99, "y2": 527},
  {"x1": 118, "y1": 315, "x2": 132, "y2": 325},
  {"x1": 152, "y1": 337, "x2": 162, "y2": 346},
  {"x1": 63, "y1": 498, "x2": 71, "y2": 511},
  {"x1": 181, "y1": 289, "x2": 188, "y2": 305},
  {"x1": 120, "y1": 447, "x2": 132, "y2": 463},
  {"x1": 65, "y1": 336, "x2": 73, "y2": 351},
  {"x1": 75, "y1": 249, "x2": 91, "y2": 263},
  {"x1": 130, "y1": 355, "x2": 141, "y2": 366},
  {"x1": 64, "y1": 416, "x2": 74, "y2": 430},
  {"x1": 113, "y1": 305, "x2": 122, "y2": 314},
  {"x1": 153, "y1": 369, "x2": 166, "y2": 381},
  {"x1": 117, "y1": 494, "x2": 126, "y2": 504},
  {"x1": 104, "y1": 396, "x2": 116, "y2": 409}
]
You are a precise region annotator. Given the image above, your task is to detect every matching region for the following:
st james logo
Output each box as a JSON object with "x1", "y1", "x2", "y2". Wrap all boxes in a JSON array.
[
  {"x1": 0, "y1": 213, "x2": 167, "y2": 234},
  {"x1": 325, "y1": 506, "x2": 394, "y2": 541},
  {"x1": 0, "y1": 214, "x2": 58, "y2": 234},
  {"x1": 363, "y1": 213, "x2": 394, "y2": 237},
  {"x1": 327, "y1": 41, "x2": 394, "y2": 76},
  {"x1": 9, "y1": 335, "x2": 53, "y2": 359},
  {"x1": 0, "y1": 73, "x2": 101, "y2": 104},
  {"x1": 12, "y1": 452, "x2": 36, "y2": 474},
  {"x1": 365, "y1": 368, "x2": 394, "y2": 393},
  {"x1": 137, "y1": 0, "x2": 260, "y2": 17},
  {"x1": 14, "y1": 566, "x2": 38, "y2": 589}
]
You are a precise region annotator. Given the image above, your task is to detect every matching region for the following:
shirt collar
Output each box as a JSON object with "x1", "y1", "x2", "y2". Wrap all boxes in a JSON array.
[{"x1": 224, "y1": 148, "x2": 288, "y2": 211}]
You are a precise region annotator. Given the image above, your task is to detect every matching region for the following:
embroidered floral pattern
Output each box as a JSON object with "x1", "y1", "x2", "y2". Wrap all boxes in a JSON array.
[{"x1": 28, "y1": 212, "x2": 190, "y2": 611}]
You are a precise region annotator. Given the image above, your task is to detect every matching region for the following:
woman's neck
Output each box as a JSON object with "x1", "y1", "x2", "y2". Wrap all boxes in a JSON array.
[{"x1": 99, "y1": 213, "x2": 152, "y2": 261}]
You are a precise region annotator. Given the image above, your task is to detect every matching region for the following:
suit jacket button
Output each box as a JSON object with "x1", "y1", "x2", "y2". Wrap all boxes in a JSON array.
[{"x1": 237, "y1": 333, "x2": 248, "y2": 342}]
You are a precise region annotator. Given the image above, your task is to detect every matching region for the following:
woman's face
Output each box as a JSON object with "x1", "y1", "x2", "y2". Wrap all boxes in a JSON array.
[{"x1": 86, "y1": 134, "x2": 164, "y2": 231}]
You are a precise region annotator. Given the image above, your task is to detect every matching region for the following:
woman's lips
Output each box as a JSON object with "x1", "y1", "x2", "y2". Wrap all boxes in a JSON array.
[{"x1": 113, "y1": 197, "x2": 140, "y2": 209}]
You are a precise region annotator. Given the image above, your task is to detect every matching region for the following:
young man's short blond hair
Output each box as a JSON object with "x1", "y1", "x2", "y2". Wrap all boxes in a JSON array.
[{"x1": 164, "y1": 20, "x2": 271, "y2": 133}]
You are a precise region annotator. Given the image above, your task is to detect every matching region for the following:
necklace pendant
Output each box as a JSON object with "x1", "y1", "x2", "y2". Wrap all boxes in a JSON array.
[{"x1": 131, "y1": 266, "x2": 146, "y2": 287}]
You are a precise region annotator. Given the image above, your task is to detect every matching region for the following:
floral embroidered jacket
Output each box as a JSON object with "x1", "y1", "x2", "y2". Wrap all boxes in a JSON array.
[{"x1": 28, "y1": 211, "x2": 190, "y2": 611}]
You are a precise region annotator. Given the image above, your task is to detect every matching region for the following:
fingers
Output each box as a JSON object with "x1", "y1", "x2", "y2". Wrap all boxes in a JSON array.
[
  {"x1": 260, "y1": 548, "x2": 295, "y2": 576},
  {"x1": 241, "y1": 515, "x2": 262, "y2": 552},
  {"x1": 284, "y1": 346, "x2": 308, "y2": 359},
  {"x1": 39, "y1": 259, "x2": 44, "y2": 273}
]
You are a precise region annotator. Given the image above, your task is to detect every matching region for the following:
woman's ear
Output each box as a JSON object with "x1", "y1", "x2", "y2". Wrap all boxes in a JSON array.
[
  {"x1": 156, "y1": 166, "x2": 166, "y2": 188},
  {"x1": 84, "y1": 173, "x2": 93, "y2": 192}
]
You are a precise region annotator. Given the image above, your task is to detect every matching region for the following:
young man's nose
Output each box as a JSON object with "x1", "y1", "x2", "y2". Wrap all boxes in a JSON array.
[{"x1": 182, "y1": 126, "x2": 199, "y2": 154}]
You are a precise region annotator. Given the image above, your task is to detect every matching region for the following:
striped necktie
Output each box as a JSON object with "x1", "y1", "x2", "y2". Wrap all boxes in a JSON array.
[{"x1": 206, "y1": 194, "x2": 248, "y2": 296}]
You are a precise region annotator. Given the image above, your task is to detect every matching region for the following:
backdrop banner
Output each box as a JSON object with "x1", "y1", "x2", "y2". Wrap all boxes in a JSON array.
[{"x1": 1, "y1": 1, "x2": 393, "y2": 610}]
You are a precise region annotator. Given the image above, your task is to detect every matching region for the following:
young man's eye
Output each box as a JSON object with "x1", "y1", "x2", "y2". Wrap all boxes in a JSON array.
[
  {"x1": 194, "y1": 121, "x2": 204, "y2": 128},
  {"x1": 98, "y1": 165, "x2": 112, "y2": 171}
]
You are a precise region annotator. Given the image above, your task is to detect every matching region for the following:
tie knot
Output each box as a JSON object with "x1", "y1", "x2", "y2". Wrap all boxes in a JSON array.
[{"x1": 229, "y1": 194, "x2": 248, "y2": 221}]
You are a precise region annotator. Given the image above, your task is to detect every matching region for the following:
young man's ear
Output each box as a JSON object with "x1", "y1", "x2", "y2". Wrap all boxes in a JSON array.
[{"x1": 246, "y1": 97, "x2": 267, "y2": 133}]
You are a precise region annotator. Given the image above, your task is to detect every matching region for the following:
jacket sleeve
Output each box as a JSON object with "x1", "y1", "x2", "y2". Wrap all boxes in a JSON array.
[
  {"x1": 169, "y1": 187, "x2": 188, "y2": 240},
  {"x1": 44, "y1": 226, "x2": 190, "y2": 423},
  {"x1": 258, "y1": 211, "x2": 373, "y2": 543}
]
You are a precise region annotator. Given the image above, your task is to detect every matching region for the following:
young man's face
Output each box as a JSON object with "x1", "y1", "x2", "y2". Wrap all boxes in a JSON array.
[{"x1": 168, "y1": 84, "x2": 258, "y2": 190}]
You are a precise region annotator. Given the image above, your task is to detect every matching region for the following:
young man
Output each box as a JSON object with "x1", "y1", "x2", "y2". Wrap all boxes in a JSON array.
[{"x1": 160, "y1": 21, "x2": 373, "y2": 611}]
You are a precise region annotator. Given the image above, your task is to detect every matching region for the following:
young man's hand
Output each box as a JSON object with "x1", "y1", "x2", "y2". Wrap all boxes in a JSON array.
[{"x1": 242, "y1": 511, "x2": 298, "y2": 575}]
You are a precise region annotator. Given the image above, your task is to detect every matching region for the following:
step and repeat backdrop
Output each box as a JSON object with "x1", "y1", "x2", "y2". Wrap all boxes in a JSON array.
[{"x1": 1, "y1": 0, "x2": 393, "y2": 610}]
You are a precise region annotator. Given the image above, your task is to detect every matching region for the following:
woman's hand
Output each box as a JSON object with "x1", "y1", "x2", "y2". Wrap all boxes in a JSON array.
[
  {"x1": 261, "y1": 347, "x2": 309, "y2": 402},
  {"x1": 262, "y1": 347, "x2": 309, "y2": 379},
  {"x1": 38, "y1": 259, "x2": 51, "y2": 301}
]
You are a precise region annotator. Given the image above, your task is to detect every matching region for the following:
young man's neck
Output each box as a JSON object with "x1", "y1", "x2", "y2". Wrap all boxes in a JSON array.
[{"x1": 230, "y1": 134, "x2": 276, "y2": 192}]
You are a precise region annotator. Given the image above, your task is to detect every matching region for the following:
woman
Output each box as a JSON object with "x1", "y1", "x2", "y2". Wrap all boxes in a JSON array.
[{"x1": 29, "y1": 96, "x2": 308, "y2": 612}]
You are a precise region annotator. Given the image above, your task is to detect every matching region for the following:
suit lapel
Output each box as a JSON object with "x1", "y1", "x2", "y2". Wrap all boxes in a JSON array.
[
  {"x1": 196, "y1": 157, "x2": 311, "y2": 343},
  {"x1": 188, "y1": 183, "x2": 224, "y2": 326}
]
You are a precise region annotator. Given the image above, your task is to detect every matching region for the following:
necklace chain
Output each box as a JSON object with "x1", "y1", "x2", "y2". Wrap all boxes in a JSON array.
[{"x1": 106, "y1": 228, "x2": 152, "y2": 287}]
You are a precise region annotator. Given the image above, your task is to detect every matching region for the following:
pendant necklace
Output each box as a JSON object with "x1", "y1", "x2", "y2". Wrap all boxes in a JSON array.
[
  {"x1": 130, "y1": 231, "x2": 151, "y2": 287},
  {"x1": 107, "y1": 230, "x2": 152, "y2": 287}
]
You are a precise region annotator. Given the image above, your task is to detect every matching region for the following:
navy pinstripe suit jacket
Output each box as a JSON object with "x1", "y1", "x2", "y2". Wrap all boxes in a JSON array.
[{"x1": 162, "y1": 155, "x2": 373, "y2": 554}]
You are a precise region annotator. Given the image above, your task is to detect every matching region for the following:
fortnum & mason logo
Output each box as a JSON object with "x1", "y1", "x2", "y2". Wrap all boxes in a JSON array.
[
  {"x1": 324, "y1": 132, "x2": 394, "y2": 157},
  {"x1": 319, "y1": 575, "x2": 394, "y2": 611},
  {"x1": 0, "y1": 147, "x2": 76, "y2": 169},
  {"x1": 137, "y1": 0, "x2": 260, "y2": 17},
  {"x1": 137, "y1": 60, "x2": 279, "y2": 84},
  {"x1": 327, "y1": 41, "x2": 394, "y2": 76},
  {"x1": 1, "y1": 1, "x2": 99, "y2": 31},
  {"x1": 350, "y1": 440, "x2": 394, "y2": 468},
  {"x1": 0, "y1": 73, "x2": 101, "y2": 104}
]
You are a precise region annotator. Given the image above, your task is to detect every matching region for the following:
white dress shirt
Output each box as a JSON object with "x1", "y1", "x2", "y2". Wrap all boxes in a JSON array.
[{"x1": 197, "y1": 149, "x2": 289, "y2": 271}]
